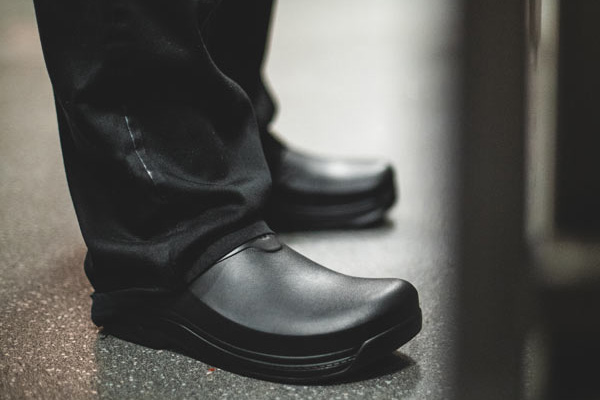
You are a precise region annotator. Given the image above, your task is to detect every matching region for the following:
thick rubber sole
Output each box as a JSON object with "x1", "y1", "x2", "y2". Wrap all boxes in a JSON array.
[
  {"x1": 267, "y1": 174, "x2": 398, "y2": 231},
  {"x1": 102, "y1": 307, "x2": 422, "y2": 384}
]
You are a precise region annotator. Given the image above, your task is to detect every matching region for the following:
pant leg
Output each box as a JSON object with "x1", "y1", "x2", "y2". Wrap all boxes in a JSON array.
[
  {"x1": 33, "y1": 0, "x2": 273, "y2": 292},
  {"x1": 202, "y1": 0, "x2": 284, "y2": 167},
  {"x1": 203, "y1": 0, "x2": 276, "y2": 133}
]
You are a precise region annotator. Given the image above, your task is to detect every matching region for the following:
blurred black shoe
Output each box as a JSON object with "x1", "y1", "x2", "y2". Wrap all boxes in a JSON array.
[{"x1": 262, "y1": 133, "x2": 397, "y2": 230}]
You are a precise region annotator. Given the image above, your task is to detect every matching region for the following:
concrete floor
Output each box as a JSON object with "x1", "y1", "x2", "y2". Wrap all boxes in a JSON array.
[{"x1": 0, "y1": 1, "x2": 461, "y2": 399}]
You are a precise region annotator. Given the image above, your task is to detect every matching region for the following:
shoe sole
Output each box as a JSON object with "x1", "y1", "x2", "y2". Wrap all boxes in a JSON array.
[
  {"x1": 102, "y1": 307, "x2": 422, "y2": 383},
  {"x1": 268, "y1": 171, "x2": 397, "y2": 231}
]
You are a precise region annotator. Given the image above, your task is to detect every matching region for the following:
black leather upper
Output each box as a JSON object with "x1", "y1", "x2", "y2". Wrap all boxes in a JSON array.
[{"x1": 174, "y1": 235, "x2": 418, "y2": 356}]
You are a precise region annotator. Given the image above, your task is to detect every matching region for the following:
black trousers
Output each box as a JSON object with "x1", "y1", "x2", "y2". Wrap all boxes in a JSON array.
[{"x1": 33, "y1": 0, "x2": 279, "y2": 292}]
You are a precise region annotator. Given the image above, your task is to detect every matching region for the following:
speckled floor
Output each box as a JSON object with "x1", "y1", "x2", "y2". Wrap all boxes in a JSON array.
[{"x1": 0, "y1": 1, "x2": 460, "y2": 399}]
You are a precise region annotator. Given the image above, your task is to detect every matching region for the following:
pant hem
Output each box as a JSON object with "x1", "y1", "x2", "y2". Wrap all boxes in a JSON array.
[{"x1": 183, "y1": 220, "x2": 273, "y2": 283}]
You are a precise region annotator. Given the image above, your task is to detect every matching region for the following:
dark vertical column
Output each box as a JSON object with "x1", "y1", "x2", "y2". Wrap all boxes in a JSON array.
[
  {"x1": 540, "y1": 2, "x2": 600, "y2": 399},
  {"x1": 454, "y1": 1, "x2": 528, "y2": 399},
  {"x1": 555, "y1": 1, "x2": 600, "y2": 238}
]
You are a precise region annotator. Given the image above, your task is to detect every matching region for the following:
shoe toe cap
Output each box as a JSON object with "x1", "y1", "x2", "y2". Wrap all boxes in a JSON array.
[{"x1": 342, "y1": 277, "x2": 420, "y2": 335}]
